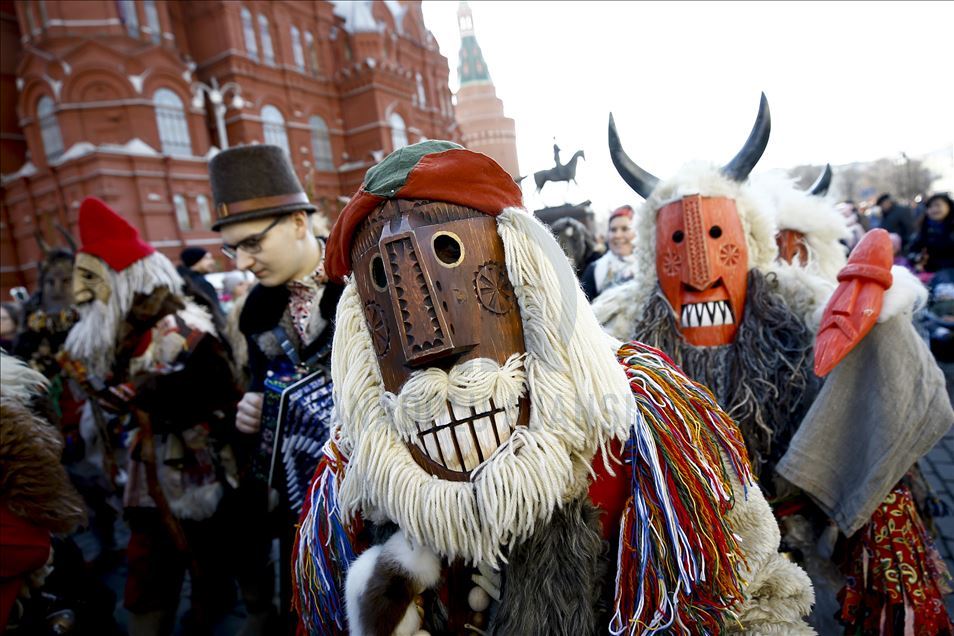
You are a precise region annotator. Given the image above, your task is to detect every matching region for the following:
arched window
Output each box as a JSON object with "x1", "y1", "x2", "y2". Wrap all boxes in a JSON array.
[
  {"x1": 309, "y1": 115, "x2": 334, "y2": 171},
  {"x1": 153, "y1": 88, "x2": 192, "y2": 156},
  {"x1": 118, "y1": 0, "x2": 139, "y2": 37},
  {"x1": 389, "y1": 112, "x2": 408, "y2": 151},
  {"x1": 196, "y1": 194, "x2": 212, "y2": 227},
  {"x1": 291, "y1": 26, "x2": 305, "y2": 72},
  {"x1": 261, "y1": 105, "x2": 289, "y2": 155},
  {"x1": 37, "y1": 96, "x2": 64, "y2": 161},
  {"x1": 173, "y1": 194, "x2": 190, "y2": 231},
  {"x1": 304, "y1": 31, "x2": 318, "y2": 75},
  {"x1": 241, "y1": 7, "x2": 258, "y2": 60},
  {"x1": 143, "y1": 0, "x2": 160, "y2": 44},
  {"x1": 258, "y1": 14, "x2": 275, "y2": 65},
  {"x1": 416, "y1": 73, "x2": 427, "y2": 108}
]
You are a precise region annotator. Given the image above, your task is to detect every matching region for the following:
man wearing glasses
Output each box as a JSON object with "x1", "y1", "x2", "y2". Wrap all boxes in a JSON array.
[{"x1": 208, "y1": 144, "x2": 343, "y2": 632}]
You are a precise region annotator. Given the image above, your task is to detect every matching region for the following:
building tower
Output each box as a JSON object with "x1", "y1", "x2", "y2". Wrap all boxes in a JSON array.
[{"x1": 454, "y1": 2, "x2": 519, "y2": 178}]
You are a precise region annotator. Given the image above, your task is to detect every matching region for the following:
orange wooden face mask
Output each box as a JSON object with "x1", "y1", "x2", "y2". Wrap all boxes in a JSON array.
[
  {"x1": 656, "y1": 195, "x2": 749, "y2": 346},
  {"x1": 776, "y1": 229, "x2": 809, "y2": 266}
]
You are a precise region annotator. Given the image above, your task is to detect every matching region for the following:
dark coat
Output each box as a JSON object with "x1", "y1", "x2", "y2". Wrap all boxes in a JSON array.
[
  {"x1": 238, "y1": 281, "x2": 344, "y2": 392},
  {"x1": 878, "y1": 205, "x2": 916, "y2": 251},
  {"x1": 908, "y1": 218, "x2": 954, "y2": 272}
]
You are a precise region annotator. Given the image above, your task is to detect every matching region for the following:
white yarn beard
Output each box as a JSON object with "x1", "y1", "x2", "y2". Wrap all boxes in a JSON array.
[
  {"x1": 333, "y1": 208, "x2": 634, "y2": 566},
  {"x1": 65, "y1": 253, "x2": 184, "y2": 378},
  {"x1": 64, "y1": 297, "x2": 121, "y2": 378}
]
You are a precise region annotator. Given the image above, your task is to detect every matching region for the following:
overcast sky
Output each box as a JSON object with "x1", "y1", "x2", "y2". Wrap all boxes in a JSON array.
[{"x1": 421, "y1": 1, "x2": 954, "y2": 217}]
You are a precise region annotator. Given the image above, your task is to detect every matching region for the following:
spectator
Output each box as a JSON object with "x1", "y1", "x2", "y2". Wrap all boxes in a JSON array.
[
  {"x1": 908, "y1": 193, "x2": 954, "y2": 273},
  {"x1": 208, "y1": 145, "x2": 343, "y2": 631},
  {"x1": 581, "y1": 205, "x2": 638, "y2": 300},
  {"x1": 178, "y1": 246, "x2": 226, "y2": 334},
  {"x1": 835, "y1": 201, "x2": 865, "y2": 251},
  {"x1": 875, "y1": 193, "x2": 916, "y2": 254},
  {"x1": 220, "y1": 270, "x2": 251, "y2": 315}
]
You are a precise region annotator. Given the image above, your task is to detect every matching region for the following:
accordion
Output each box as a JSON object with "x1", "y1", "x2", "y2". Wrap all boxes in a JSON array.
[{"x1": 256, "y1": 365, "x2": 334, "y2": 515}]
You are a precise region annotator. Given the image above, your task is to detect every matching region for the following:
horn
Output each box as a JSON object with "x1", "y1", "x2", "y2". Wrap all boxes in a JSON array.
[
  {"x1": 807, "y1": 163, "x2": 832, "y2": 196},
  {"x1": 722, "y1": 92, "x2": 771, "y2": 182},
  {"x1": 608, "y1": 113, "x2": 659, "y2": 199},
  {"x1": 54, "y1": 222, "x2": 78, "y2": 253},
  {"x1": 34, "y1": 229, "x2": 51, "y2": 256}
]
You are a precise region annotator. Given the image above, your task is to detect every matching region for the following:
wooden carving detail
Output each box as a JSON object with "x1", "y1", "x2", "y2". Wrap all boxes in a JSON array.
[
  {"x1": 474, "y1": 261, "x2": 516, "y2": 315},
  {"x1": 364, "y1": 301, "x2": 390, "y2": 357},
  {"x1": 384, "y1": 235, "x2": 447, "y2": 357}
]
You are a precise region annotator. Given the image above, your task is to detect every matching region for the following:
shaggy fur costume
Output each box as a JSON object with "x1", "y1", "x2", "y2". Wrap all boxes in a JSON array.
[
  {"x1": 0, "y1": 354, "x2": 86, "y2": 535},
  {"x1": 631, "y1": 270, "x2": 817, "y2": 477},
  {"x1": 490, "y1": 495, "x2": 605, "y2": 635}
]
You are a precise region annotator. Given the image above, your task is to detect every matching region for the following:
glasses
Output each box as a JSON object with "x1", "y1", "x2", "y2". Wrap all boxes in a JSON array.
[{"x1": 221, "y1": 216, "x2": 284, "y2": 260}]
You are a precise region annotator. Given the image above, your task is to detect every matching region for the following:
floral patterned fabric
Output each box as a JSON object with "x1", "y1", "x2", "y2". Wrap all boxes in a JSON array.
[
  {"x1": 287, "y1": 263, "x2": 328, "y2": 342},
  {"x1": 839, "y1": 484, "x2": 953, "y2": 635}
]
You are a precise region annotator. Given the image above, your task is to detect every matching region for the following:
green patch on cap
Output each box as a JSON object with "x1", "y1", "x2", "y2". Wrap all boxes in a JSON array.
[{"x1": 363, "y1": 140, "x2": 465, "y2": 197}]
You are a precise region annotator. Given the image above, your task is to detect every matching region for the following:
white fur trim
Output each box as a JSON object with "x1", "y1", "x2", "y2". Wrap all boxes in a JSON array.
[
  {"x1": 393, "y1": 607, "x2": 423, "y2": 636},
  {"x1": 0, "y1": 352, "x2": 48, "y2": 403},
  {"x1": 164, "y1": 481, "x2": 223, "y2": 521},
  {"x1": 725, "y1": 451, "x2": 816, "y2": 632},
  {"x1": 750, "y1": 171, "x2": 849, "y2": 282},
  {"x1": 769, "y1": 263, "x2": 837, "y2": 331},
  {"x1": 591, "y1": 279, "x2": 643, "y2": 341},
  {"x1": 178, "y1": 299, "x2": 215, "y2": 335},
  {"x1": 381, "y1": 531, "x2": 441, "y2": 590},
  {"x1": 879, "y1": 266, "x2": 928, "y2": 323},
  {"x1": 344, "y1": 545, "x2": 383, "y2": 636}
]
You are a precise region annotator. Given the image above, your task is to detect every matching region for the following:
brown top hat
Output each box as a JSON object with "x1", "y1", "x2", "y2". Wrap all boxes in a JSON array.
[{"x1": 209, "y1": 144, "x2": 316, "y2": 231}]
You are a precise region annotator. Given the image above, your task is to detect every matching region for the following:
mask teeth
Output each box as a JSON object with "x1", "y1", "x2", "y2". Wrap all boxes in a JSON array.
[
  {"x1": 681, "y1": 300, "x2": 735, "y2": 328},
  {"x1": 413, "y1": 399, "x2": 517, "y2": 473}
]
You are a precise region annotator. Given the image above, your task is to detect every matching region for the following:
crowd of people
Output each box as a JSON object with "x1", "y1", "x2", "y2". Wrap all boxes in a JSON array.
[{"x1": 1, "y1": 128, "x2": 953, "y2": 636}]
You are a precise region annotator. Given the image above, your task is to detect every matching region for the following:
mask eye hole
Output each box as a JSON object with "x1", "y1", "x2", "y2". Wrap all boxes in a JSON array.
[
  {"x1": 709, "y1": 225, "x2": 723, "y2": 239},
  {"x1": 432, "y1": 231, "x2": 465, "y2": 268},
  {"x1": 672, "y1": 230, "x2": 685, "y2": 244},
  {"x1": 370, "y1": 255, "x2": 388, "y2": 291}
]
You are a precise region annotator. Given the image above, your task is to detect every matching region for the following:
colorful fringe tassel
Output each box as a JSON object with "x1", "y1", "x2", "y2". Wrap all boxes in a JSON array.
[
  {"x1": 610, "y1": 342, "x2": 753, "y2": 635},
  {"x1": 292, "y1": 439, "x2": 357, "y2": 636}
]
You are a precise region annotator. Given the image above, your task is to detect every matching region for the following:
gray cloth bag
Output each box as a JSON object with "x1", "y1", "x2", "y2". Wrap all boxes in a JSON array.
[{"x1": 776, "y1": 315, "x2": 954, "y2": 536}]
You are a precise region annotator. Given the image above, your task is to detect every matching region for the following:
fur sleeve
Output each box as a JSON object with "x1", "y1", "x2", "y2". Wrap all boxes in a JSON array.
[{"x1": 0, "y1": 399, "x2": 87, "y2": 535}]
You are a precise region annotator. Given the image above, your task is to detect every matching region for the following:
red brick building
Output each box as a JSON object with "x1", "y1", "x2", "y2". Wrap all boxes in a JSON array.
[{"x1": 0, "y1": 0, "x2": 460, "y2": 296}]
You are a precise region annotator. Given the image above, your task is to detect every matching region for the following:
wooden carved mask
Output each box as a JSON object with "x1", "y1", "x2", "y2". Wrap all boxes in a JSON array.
[
  {"x1": 776, "y1": 229, "x2": 809, "y2": 267},
  {"x1": 655, "y1": 195, "x2": 749, "y2": 347},
  {"x1": 350, "y1": 200, "x2": 529, "y2": 480}
]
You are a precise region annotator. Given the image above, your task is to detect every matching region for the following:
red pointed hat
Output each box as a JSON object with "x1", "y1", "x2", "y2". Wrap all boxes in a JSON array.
[
  {"x1": 325, "y1": 140, "x2": 523, "y2": 282},
  {"x1": 77, "y1": 197, "x2": 155, "y2": 271}
]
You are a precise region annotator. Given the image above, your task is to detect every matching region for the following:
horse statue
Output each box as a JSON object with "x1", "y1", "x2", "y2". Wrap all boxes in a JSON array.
[{"x1": 534, "y1": 148, "x2": 585, "y2": 192}]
